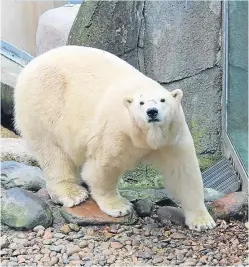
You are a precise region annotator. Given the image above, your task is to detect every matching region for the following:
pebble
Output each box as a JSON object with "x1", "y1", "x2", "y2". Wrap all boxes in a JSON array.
[
  {"x1": 43, "y1": 230, "x2": 53, "y2": 239},
  {"x1": 152, "y1": 256, "x2": 164, "y2": 264},
  {"x1": 17, "y1": 255, "x2": 25, "y2": 264},
  {"x1": 60, "y1": 224, "x2": 71, "y2": 234},
  {"x1": 107, "y1": 255, "x2": 116, "y2": 264},
  {"x1": 51, "y1": 256, "x2": 59, "y2": 265},
  {"x1": 110, "y1": 242, "x2": 124, "y2": 249},
  {"x1": 33, "y1": 225, "x2": 45, "y2": 232},
  {"x1": 0, "y1": 203, "x2": 247, "y2": 267},
  {"x1": 0, "y1": 236, "x2": 9, "y2": 249},
  {"x1": 50, "y1": 246, "x2": 63, "y2": 252},
  {"x1": 68, "y1": 223, "x2": 80, "y2": 232},
  {"x1": 54, "y1": 233, "x2": 65, "y2": 239},
  {"x1": 66, "y1": 244, "x2": 81, "y2": 256},
  {"x1": 37, "y1": 230, "x2": 44, "y2": 237},
  {"x1": 79, "y1": 240, "x2": 88, "y2": 248},
  {"x1": 170, "y1": 233, "x2": 185, "y2": 239}
]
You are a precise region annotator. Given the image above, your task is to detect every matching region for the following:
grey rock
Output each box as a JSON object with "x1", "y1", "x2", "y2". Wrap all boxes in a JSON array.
[
  {"x1": 134, "y1": 199, "x2": 154, "y2": 217},
  {"x1": 120, "y1": 188, "x2": 176, "y2": 205},
  {"x1": 136, "y1": 251, "x2": 153, "y2": 259},
  {"x1": 12, "y1": 250, "x2": 21, "y2": 256},
  {"x1": 0, "y1": 236, "x2": 9, "y2": 249},
  {"x1": 204, "y1": 187, "x2": 225, "y2": 202},
  {"x1": 164, "y1": 67, "x2": 222, "y2": 170},
  {"x1": 50, "y1": 256, "x2": 59, "y2": 265},
  {"x1": 152, "y1": 256, "x2": 164, "y2": 264},
  {"x1": 53, "y1": 233, "x2": 65, "y2": 239},
  {"x1": 66, "y1": 244, "x2": 81, "y2": 256},
  {"x1": 33, "y1": 225, "x2": 45, "y2": 232},
  {"x1": 0, "y1": 138, "x2": 38, "y2": 165},
  {"x1": 68, "y1": 0, "x2": 144, "y2": 69},
  {"x1": 1, "y1": 161, "x2": 45, "y2": 191},
  {"x1": 79, "y1": 240, "x2": 88, "y2": 248},
  {"x1": 36, "y1": 5, "x2": 80, "y2": 56},
  {"x1": 144, "y1": 1, "x2": 221, "y2": 82},
  {"x1": 157, "y1": 206, "x2": 185, "y2": 225},
  {"x1": 207, "y1": 191, "x2": 248, "y2": 220},
  {"x1": 1, "y1": 188, "x2": 53, "y2": 230},
  {"x1": 12, "y1": 238, "x2": 29, "y2": 246},
  {"x1": 50, "y1": 245, "x2": 63, "y2": 252},
  {"x1": 36, "y1": 188, "x2": 51, "y2": 201}
]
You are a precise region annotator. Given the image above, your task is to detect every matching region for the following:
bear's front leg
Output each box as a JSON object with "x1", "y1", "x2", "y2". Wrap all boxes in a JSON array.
[
  {"x1": 81, "y1": 158, "x2": 133, "y2": 217},
  {"x1": 151, "y1": 145, "x2": 216, "y2": 231}
]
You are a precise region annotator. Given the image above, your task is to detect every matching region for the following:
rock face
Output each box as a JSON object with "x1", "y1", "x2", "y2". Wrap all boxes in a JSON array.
[
  {"x1": 143, "y1": 1, "x2": 221, "y2": 82},
  {"x1": 36, "y1": 5, "x2": 80, "y2": 56},
  {"x1": 60, "y1": 199, "x2": 138, "y2": 226},
  {"x1": 1, "y1": 161, "x2": 45, "y2": 191},
  {"x1": 164, "y1": 68, "x2": 222, "y2": 169},
  {"x1": 1, "y1": 188, "x2": 53, "y2": 230},
  {"x1": 67, "y1": 0, "x2": 145, "y2": 69},
  {"x1": 0, "y1": 138, "x2": 38, "y2": 165}
]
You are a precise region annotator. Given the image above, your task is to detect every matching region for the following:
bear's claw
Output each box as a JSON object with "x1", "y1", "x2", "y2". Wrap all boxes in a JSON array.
[{"x1": 185, "y1": 210, "x2": 216, "y2": 231}]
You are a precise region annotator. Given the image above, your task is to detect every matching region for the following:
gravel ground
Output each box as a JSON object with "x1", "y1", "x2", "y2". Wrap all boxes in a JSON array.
[{"x1": 1, "y1": 214, "x2": 248, "y2": 267}]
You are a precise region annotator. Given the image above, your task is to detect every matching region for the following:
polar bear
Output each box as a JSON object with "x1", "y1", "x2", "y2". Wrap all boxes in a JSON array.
[{"x1": 14, "y1": 45, "x2": 216, "y2": 231}]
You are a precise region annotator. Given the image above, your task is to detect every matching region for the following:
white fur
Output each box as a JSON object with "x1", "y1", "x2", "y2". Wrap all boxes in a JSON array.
[{"x1": 14, "y1": 45, "x2": 215, "y2": 231}]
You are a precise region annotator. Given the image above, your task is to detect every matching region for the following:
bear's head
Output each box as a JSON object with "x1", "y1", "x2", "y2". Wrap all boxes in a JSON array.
[{"x1": 123, "y1": 88, "x2": 183, "y2": 149}]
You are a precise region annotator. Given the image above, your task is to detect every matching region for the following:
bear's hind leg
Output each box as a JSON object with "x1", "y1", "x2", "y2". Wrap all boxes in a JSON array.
[
  {"x1": 81, "y1": 158, "x2": 133, "y2": 217},
  {"x1": 30, "y1": 137, "x2": 89, "y2": 207},
  {"x1": 148, "y1": 146, "x2": 216, "y2": 231}
]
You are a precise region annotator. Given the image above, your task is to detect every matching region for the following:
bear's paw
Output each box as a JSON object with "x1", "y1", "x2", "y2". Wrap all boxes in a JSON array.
[
  {"x1": 96, "y1": 195, "x2": 133, "y2": 217},
  {"x1": 185, "y1": 209, "x2": 216, "y2": 231},
  {"x1": 48, "y1": 183, "x2": 89, "y2": 207}
]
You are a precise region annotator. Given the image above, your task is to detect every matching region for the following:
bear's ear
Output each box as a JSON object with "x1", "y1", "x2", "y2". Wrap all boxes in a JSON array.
[
  {"x1": 171, "y1": 89, "x2": 183, "y2": 103},
  {"x1": 123, "y1": 97, "x2": 133, "y2": 108}
]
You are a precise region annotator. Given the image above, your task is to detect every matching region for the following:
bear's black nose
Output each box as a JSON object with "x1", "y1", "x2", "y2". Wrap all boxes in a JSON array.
[{"x1": 147, "y1": 108, "x2": 158, "y2": 118}]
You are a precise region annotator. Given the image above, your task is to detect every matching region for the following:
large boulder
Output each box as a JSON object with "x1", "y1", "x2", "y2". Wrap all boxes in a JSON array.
[
  {"x1": 0, "y1": 138, "x2": 38, "y2": 165},
  {"x1": 67, "y1": 0, "x2": 145, "y2": 69},
  {"x1": 36, "y1": 4, "x2": 80, "y2": 56},
  {"x1": 1, "y1": 188, "x2": 53, "y2": 230},
  {"x1": 1, "y1": 161, "x2": 45, "y2": 191}
]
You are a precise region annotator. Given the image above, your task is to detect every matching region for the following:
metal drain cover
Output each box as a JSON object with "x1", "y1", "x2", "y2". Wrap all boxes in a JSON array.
[{"x1": 202, "y1": 158, "x2": 241, "y2": 194}]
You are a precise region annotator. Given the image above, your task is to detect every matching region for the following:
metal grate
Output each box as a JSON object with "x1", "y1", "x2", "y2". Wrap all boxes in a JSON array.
[{"x1": 202, "y1": 158, "x2": 242, "y2": 194}]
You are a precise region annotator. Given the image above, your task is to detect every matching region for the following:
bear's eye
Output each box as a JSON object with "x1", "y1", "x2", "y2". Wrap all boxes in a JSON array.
[
  {"x1": 140, "y1": 101, "x2": 144, "y2": 105},
  {"x1": 160, "y1": 99, "x2": 165, "y2": 103}
]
